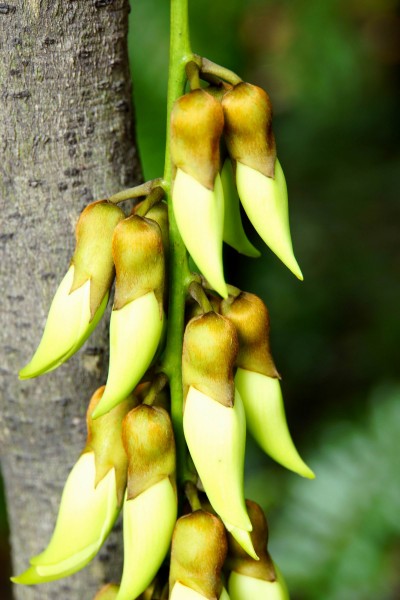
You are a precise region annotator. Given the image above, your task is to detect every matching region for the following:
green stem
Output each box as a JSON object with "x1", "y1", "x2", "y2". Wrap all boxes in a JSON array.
[
  {"x1": 189, "y1": 281, "x2": 213, "y2": 313},
  {"x1": 185, "y1": 481, "x2": 202, "y2": 512},
  {"x1": 162, "y1": 0, "x2": 193, "y2": 485},
  {"x1": 198, "y1": 56, "x2": 242, "y2": 85},
  {"x1": 135, "y1": 186, "x2": 165, "y2": 217},
  {"x1": 108, "y1": 178, "x2": 162, "y2": 203}
]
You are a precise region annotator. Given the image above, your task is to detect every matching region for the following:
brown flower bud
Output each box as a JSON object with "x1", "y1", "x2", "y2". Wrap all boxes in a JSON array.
[
  {"x1": 71, "y1": 200, "x2": 125, "y2": 318},
  {"x1": 169, "y1": 510, "x2": 228, "y2": 600},
  {"x1": 222, "y1": 82, "x2": 276, "y2": 179},
  {"x1": 122, "y1": 405, "x2": 176, "y2": 500},
  {"x1": 145, "y1": 201, "x2": 169, "y2": 256},
  {"x1": 182, "y1": 312, "x2": 239, "y2": 407},
  {"x1": 83, "y1": 386, "x2": 137, "y2": 506},
  {"x1": 227, "y1": 500, "x2": 276, "y2": 582},
  {"x1": 221, "y1": 292, "x2": 279, "y2": 378},
  {"x1": 171, "y1": 89, "x2": 224, "y2": 190},
  {"x1": 112, "y1": 215, "x2": 164, "y2": 311}
]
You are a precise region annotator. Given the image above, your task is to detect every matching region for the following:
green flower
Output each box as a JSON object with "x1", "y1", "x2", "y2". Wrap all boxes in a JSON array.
[
  {"x1": 235, "y1": 368, "x2": 314, "y2": 479},
  {"x1": 222, "y1": 82, "x2": 302, "y2": 280},
  {"x1": 183, "y1": 386, "x2": 251, "y2": 533},
  {"x1": 19, "y1": 200, "x2": 125, "y2": 379},
  {"x1": 171, "y1": 89, "x2": 227, "y2": 297},
  {"x1": 228, "y1": 567, "x2": 289, "y2": 600},
  {"x1": 11, "y1": 389, "x2": 134, "y2": 585}
]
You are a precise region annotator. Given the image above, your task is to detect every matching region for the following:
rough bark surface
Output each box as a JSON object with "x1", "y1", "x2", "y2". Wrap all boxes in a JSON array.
[{"x1": 0, "y1": 1, "x2": 141, "y2": 598}]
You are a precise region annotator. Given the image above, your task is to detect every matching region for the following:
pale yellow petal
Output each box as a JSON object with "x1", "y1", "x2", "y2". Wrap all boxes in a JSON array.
[
  {"x1": 228, "y1": 570, "x2": 289, "y2": 600},
  {"x1": 19, "y1": 266, "x2": 102, "y2": 379},
  {"x1": 224, "y1": 521, "x2": 259, "y2": 560},
  {"x1": 183, "y1": 386, "x2": 251, "y2": 531},
  {"x1": 173, "y1": 168, "x2": 227, "y2": 298},
  {"x1": 236, "y1": 160, "x2": 303, "y2": 280},
  {"x1": 235, "y1": 369, "x2": 314, "y2": 479},
  {"x1": 221, "y1": 159, "x2": 260, "y2": 258},
  {"x1": 116, "y1": 478, "x2": 177, "y2": 600},
  {"x1": 12, "y1": 453, "x2": 119, "y2": 584},
  {"x1": 93, "y1": 292, "x2": 164, "y2": 419}
]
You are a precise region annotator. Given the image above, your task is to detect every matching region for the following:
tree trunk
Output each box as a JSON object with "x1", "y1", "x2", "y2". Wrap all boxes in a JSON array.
[{"x1": 0, "y1": 1, "x2": 140, "y2": 598}]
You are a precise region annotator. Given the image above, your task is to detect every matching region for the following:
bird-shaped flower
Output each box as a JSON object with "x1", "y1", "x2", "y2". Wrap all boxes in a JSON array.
[
  {"x1": 182, "y1": 312, "x2": 254, "y2": 554},
  {"x1": 11, "y1": 387, "x2": 135, "y2": 584},
  {"x1": 93, "y1": 215, "x2": 165, "y2": 419},
  {"x1": 19, "y1": 200, "x2": 125, "y2": 379},
  {"x1": 115, "y1": 404, "x2": 177, "y2": 600},
  {"x1": 227, "y1": 501, "x2": 289, "y2": 600},
  {"x1": 221, "y1": 292, "x2": 314, "y2": 479},
  {"x1": 171, "y1": 89, "x2": 227, "y2": 297},
  {"x1": 222, "y1": 82, "x2": 303, "y2": 280}
]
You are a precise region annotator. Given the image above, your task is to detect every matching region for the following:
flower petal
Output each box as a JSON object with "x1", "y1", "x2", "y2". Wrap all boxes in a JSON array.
[
  {"x1": 184, "y1": 386, "x2": 251, "y2": 531},
  {"x1": 93, "y1": 292, "x2": 164, "y2": 419},
  {"x1": 173, "y1": 168, "x2": 227, "y2": 298},
  {"x1": 236, "y1": 160, "x2": 303, "y2": 280},
  {"x1": 235, "y1": 368, "x2": 314, "y2": 479},
  {"x1": 116, "y1": 478, "x2": 177, "y2": 600}
]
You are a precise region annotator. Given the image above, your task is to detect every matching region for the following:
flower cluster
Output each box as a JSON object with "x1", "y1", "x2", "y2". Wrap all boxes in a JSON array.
[
  {"x1": 171, "y1": 82, "x2": 303, "y2": 300},
  {"x1": 13, "y1": 78, "x2": 313, "y2": 599}
]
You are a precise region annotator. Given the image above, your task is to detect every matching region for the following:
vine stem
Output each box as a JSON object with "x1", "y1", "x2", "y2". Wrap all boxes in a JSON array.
[{"x1": 162, "y1": 0, "x2": 194, "y2": 485}]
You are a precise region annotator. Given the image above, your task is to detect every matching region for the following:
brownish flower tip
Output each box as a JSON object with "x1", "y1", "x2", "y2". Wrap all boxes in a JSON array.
[
  {"x1": 227, "y1": 500, "x2": 276, "y2": 582},
  {"x1": 170, "y1": 510, "x2": 228, "y2": 600},
  {"x1": 71, "y1": 199, "x2": 125, "y2": 318},
  {"x1": 222, "y1": 82, "x2": 277, "y2": 178},
  {"x1": 145, "y1": 201, "x2": 170, "y2": 255},
  {"x1": 171, "y1": 89, "x2": 224, "y2": 190},
  {"x1": 221, "y1": 292, "x2": 279, "y2": 378},
  {"x1": 182, "y1": 312, "x2": 239, "y2": 407},
  {"x1": 112, "y1": 215, "x2": 165, "y2": 311},
  {"x1": 122, "y1": 405, "x2": 176, "y2": 500},
  {"x1": 84, "y1": 386, "x2": 138, "y2": 506}
]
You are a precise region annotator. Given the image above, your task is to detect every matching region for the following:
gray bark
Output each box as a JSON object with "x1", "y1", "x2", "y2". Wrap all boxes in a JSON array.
[{"x1": 0, "y1": 1, "x2": 141, "y2": 598}]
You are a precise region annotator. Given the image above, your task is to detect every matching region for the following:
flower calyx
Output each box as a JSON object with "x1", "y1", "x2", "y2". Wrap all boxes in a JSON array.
[
  {"x1": 112, "y1": 214, "x2": 165, "y2": 312},
  {"x1": 182, "y1": 312, "x2": 238, "y2": 408},
  {"x1": 227, "y1": 500, "x2": 276, "y2": 582},
  {"x1": 71, "y1": 199, "x2": 126, "y2": 318},
  {"x1": 83, "y1": 386, "x2": 138, "y2": 506},
  {"x1": 169, "y1": 510, "x2": 228, "y2": 600},
  {"x1": 171, "y1": 89, "x2": 224, "y2": 190},
  {"x1": 122, "y1": 404, "x2": 176, "y2": 500},
  {"x1": 222, "y1": 82, "x2": 276, "y2": 179},
  {"x1": 221, "y1": 292, "x2": 279, "y2": 378}
]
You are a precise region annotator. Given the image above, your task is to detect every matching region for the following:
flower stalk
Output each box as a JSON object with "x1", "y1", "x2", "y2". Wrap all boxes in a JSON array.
[{"x1": 161, "y1": 0, "x2": 194, "y2": 485}]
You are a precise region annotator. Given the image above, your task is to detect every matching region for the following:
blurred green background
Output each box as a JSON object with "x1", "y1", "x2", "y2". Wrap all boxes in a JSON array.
[{"x1": 1, "y1": 0, "x2": 399, "y2": 597}]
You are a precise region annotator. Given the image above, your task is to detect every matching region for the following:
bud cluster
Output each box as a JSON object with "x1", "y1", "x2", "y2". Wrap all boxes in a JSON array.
[
  {"x1": 14, "y1": 56, "x2": 313, "y2": 600},
  {"x1": 171, "y1": 82, "x2": 303, "y2": 301}
]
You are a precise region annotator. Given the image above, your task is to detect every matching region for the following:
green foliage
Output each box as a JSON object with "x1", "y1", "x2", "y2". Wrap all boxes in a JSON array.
[{"x1": 270, "y1": 385, "x2": 400, "y2": 600}]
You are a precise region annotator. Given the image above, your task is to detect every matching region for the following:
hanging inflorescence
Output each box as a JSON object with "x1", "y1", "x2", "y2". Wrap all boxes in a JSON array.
[{"x1": 12, "y1": 56, "x2": 314, "y2": 600}]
